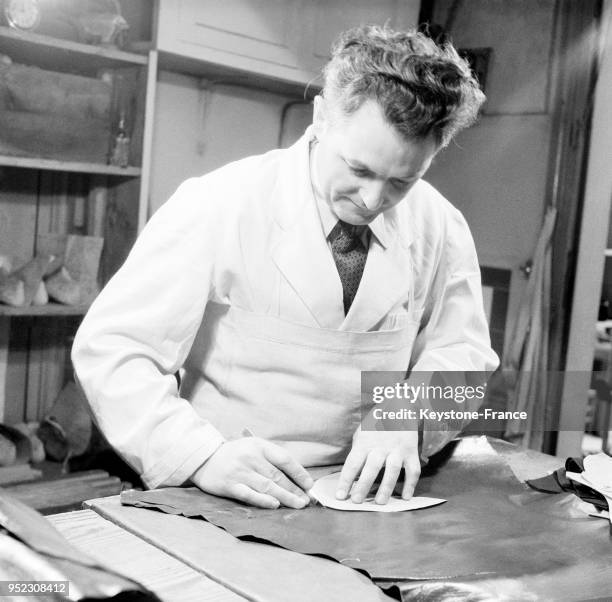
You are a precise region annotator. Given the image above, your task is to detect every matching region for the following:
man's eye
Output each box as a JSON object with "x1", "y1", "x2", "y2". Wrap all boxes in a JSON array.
[
  {"x1": 391, "y1": 179, "x2": 413, "y2": 189},
  {"x1": 349, "y1": 166, "x2": 370, "y2": 177}
]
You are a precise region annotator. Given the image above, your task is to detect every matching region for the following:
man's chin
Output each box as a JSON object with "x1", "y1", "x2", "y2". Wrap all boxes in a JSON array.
[{"x1": 333, "y1": 206, "x2": 376, "y2": 226}]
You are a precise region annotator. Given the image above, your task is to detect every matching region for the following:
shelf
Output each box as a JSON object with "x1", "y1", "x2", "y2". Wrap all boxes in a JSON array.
[
  {"x1": 0, "y1": 303, "x2": 89, "y2": 317},
  {"x1": 0, "y1": 26, "x2": 147, "y2": 73},
  {"x1": 0, "y1": 155, "x2": 141, "y2": 176},
  {"x1": 158, "y1": 50, "x2": 321, "y2": 99}
]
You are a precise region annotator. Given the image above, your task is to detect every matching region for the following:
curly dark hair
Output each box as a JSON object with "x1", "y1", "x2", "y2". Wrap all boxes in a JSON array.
[{"x1": 322, "y1": 25, "x2": 485, "y2": 147}]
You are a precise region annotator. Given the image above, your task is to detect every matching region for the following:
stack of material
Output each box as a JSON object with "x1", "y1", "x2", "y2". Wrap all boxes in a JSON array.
[{"x1": 2, "y1": 469, "x2": 124, "y2": 515}]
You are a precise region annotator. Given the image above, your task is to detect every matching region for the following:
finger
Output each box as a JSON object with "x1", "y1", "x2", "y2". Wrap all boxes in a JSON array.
[
  {"x1": 351, "y1": 451, "x2": 386, "y2": 503},
  {"x1": 262, "y1": 442, "x2": 314, "y2": 492},
  {"x1": 230, "y1": 483, "x2": 280, "y2": 509},
  {"x1": 401, "y1": 455, "x2": 421, "y2": 500},
  {"x1": 249, "y1": 472, "x2": 309, "y2": 509},
  {"x1": 336, "y1": 448, "x2": 367, "y2": 499},
  {"x1": 263, "y1": 465, "x2": 311, "y2": 505},
  {"x1": 375, "y1": 454, "x2": 403, "y2": 504}
]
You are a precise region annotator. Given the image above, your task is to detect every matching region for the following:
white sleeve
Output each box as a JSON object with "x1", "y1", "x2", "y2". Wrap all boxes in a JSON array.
[
  {"x1": 72, "y1": 177, "x2": 226, "y2": 489},
  {"x1": 409, "y1": 207, "x2": 500, "y2": 460}
]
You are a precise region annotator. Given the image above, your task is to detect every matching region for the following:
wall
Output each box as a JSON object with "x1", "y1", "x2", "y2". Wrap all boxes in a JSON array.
[
  {"x1": 150, "y1": 71, "x2": 303, "y2": 214},
  {"x1": 426, "y1": 0, "x2": 558, "y2": 358}
]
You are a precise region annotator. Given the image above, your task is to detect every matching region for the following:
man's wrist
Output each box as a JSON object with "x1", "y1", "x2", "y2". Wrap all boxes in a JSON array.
[{"x1": 190, "y1": 440, "x2": 225, "y2": 484}]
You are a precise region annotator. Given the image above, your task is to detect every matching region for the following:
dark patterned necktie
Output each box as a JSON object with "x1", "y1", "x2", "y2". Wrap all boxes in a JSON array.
[{"x1": 329, "y1": 220, "x2": 369, "y2": 314}]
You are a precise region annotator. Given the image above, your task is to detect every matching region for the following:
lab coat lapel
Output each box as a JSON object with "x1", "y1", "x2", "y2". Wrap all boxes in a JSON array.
[
  {"x1": 341, "y1": 214, "x2": 414, "y2": 332},
  {"x1": 271, "y1": 132, "x2": 344, "y2": 328}
]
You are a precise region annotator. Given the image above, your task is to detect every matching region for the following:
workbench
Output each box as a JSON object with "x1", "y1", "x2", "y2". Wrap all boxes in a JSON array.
[{"x1": 44, "y1": 438, "x2": 611, "y2": 602}]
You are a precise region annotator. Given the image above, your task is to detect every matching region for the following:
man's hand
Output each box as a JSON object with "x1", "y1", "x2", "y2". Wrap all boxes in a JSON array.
[
  {"x1": 336, "y1": 427, "x2": 420, "y2": 504},
  {"x1": 191, "y1": 437, "x2": 313, "y2": 509}
]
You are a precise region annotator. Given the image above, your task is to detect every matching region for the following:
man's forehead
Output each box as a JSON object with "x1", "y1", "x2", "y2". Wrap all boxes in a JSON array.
[
  {"x1": 325, "y1": 99, "x2": 438, "y2": 176},
  {"x1": 341, "y1": 144, "x2": 434, "y2": 179}
]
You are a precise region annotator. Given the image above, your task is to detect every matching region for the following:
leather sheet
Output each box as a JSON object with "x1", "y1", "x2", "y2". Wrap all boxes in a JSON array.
[{"x1": 121, "y1": 437, "x2": 612, "y2": 584}]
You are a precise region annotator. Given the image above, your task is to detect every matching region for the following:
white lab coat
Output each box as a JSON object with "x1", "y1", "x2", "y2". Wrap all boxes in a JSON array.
[{"x1": 72, "y1": 127, "x2": 499, "y2": 489}]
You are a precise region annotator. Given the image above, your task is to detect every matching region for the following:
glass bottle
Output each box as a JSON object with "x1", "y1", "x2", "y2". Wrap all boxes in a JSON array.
[{"x1": 110, "y1": 112, "x2": 130, "y2": 167}]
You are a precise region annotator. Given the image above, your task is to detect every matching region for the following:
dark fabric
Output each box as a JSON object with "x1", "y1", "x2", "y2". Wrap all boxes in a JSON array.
[
  {"x1": 121, "y1": 437, "x2": 612, "y2": 586},
  {"x1": 526, "y1": 456, "x2": 609, "y2": 512},
  {"x1": 329, "y1": 220, "x2": 368, "y2": 314}
]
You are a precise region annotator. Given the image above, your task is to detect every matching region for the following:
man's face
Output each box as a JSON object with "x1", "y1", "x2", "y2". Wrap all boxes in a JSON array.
[{"x1": 311, "y1": 98, "x2": 439, "y2": 226}]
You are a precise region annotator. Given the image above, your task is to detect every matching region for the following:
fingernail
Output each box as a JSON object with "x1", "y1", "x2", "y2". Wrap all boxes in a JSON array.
[
  {"x1": 351, "y1": 494, "x2": 363, "y2": 504},
  {"x1": 336, "y1": 488, "x2": 347, "y2": 499},
  {"x1": 304, "y1": 477, "x2": 314, "y2": 489}
]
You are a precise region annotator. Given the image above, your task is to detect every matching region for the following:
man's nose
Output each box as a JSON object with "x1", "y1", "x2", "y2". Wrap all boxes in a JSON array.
[{"x1": 360, "y1": 180, "x2": 386, "y2": 211}]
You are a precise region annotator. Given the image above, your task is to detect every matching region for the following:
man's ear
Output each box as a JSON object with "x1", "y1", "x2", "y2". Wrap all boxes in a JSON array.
[{"x1": 312, "y1": 95, "x2": 327, "y2": 138}]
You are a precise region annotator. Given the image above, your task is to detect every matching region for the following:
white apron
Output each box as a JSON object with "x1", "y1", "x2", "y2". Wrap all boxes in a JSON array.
[
  {"x1": 181, "y1": 292, "x2": 419, "y2": 466},
  {"x1": 181, "y1": 299, "x2": 422, "y2": 466}
]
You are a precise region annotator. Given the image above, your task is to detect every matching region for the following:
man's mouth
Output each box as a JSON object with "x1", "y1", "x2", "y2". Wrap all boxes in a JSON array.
[{"x1": 344, "y1": 198, "x2": 369, "y2": 212}]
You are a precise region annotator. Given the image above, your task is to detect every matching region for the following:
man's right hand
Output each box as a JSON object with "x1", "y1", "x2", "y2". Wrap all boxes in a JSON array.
[{"x1": 191, "y1": 437, "x2": 314, "y2": 509}]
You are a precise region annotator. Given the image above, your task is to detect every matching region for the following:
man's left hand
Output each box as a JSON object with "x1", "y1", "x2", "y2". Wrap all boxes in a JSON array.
[{"x1": 336, "y1": 427, "x2": 420, "y2": 504}]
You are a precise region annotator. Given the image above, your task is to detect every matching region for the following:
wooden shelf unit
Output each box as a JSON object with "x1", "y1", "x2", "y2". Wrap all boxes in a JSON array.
[{"x1": 0, "y1": 21, "x2": 156, "y2": 425}]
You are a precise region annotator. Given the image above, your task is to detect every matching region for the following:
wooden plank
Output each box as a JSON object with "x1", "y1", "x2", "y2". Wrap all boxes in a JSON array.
[
  {"x1": 157, "y1": 51, "x2": 320, "y2": 98},
  {"x1": 6, "y1": 474, "x2": 121, "y2": 496},
  {"x1": 48, "y1": 509, "x2": 245, "y2": 602},
  {"x1": 5, "y1": 474, "x2": 123, "y2": 514},
  {"x1": 25, "y1": 318, "x2": 72, "y2": 422},
  {"x1": 138, "y1": 49, "x2": 158, "y2": 231},
  {"x1": 24, "y1": 320, "x2": 43, "y2": 422},
  {"x1": 4, "y1": 317, "x2": 29, "y2": 425},
  {"x1": 0, "y1": 26, "x2": 147, "y2": 69},
  {"x1": 0, "y1": 156, "x2": 141, "y2": 176},
  {"x1": 0, "y1": 463, "x2": 41, "y2": 484},
  {"x1": 85, "y1": 496, "x2": 393, "y2": 602},
  {"x1": 0, "y1": 167, "x2": 38, "y2": 265},
  {"x1": 36, "y1": 171, "x2": 70, "y2": 239},
  {"x1": 87, "y1": 176, "x2": 108, "y2": 238},
  {"x1": 0, "y1": 304, "x2": 89, "y2": 317},
  {"x1": 0, "y1": 316, "x2": 8, "y2": 422},
  {"x1": 100, "y1": 178, "x2": 140, "y2": 283},
  {"x1": 0, "y1": 168, "x2": 53, "y2": 423}
]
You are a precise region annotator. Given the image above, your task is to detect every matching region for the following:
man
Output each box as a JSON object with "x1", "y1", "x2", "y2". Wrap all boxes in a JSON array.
[{"x1": 72, "y1": 25, "x2": 498, "y2": 510}]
